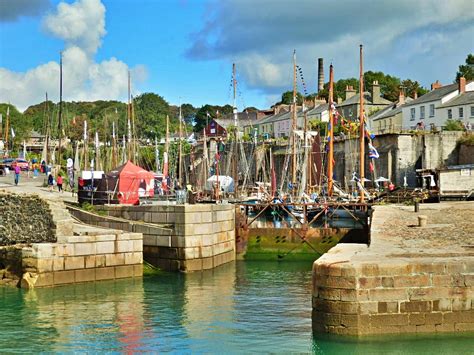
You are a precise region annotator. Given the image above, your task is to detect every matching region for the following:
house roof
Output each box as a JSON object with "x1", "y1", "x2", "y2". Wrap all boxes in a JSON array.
[
  {"x1": 403, "y1": 83, "x2": 458, "y2": 107},
  {"x1": 305, "y1": 103, "x2": 329, "y2": 115},
  {"x1": 436, "y1": 91, "x2": 474, "y2": 108},
  {"x1": 371, "y1": 97, "x2": 414, "y2": 121},
  {"x1": 254, "y1": 109, "x2": 291, "y2": 125},
  {"x1": 214, "y1": 111, "x2": 259, "y2": 129},
  {"x1": 339, "y1": 92, "x2": 392, "y2": 107}
]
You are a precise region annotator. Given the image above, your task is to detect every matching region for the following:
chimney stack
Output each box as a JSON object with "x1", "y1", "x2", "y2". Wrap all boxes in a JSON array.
[
  {"x1": 398, "y1": 88, "x2": 405, "y2": 106},
  {"x1": 317, "y1": 58, "x2": 324, "y2": 94},
  {"x1": 413, "y1": 91, "x2": 418, "y2": 99},
  {"x1": 372, "y1": 80, "x2": 382, "y2": 104},
  {"x1": 459, "y1": 77, "x2": 466, "y2": 94},
  {"x1": 431, "y1": 80, "x2": 442, "y2": 90},
  {"x1": 345, "y1": 85, "x2": 356, "y2": 100}
]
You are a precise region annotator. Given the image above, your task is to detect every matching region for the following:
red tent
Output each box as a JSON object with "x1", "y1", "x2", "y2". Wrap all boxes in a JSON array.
[{"x1": 108, "y1": 161, "x2": 155, "y2": 205}]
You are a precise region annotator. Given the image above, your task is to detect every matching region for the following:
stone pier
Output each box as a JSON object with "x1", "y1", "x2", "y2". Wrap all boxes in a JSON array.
[
  {"x1": 70, "y1": 203, "x2": 236, "y2": 272},
  {"x1": 312, "y1": 202, "x2": 474, "y2": 335},
  {"x1": 0, "y1": 191, "x2": 143, "y2": 288}
]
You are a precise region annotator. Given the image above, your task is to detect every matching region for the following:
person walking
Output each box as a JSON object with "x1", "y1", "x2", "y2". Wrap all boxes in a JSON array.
[
  {"x1": 13, "y1": 165, "x2": 21, "y2": 186},
  {"x1": 47, "y1": 173, "x2": 54, "y2": 192},
  {"x1": 57, "y1": 173, "x2": 63, "y2": 193}
]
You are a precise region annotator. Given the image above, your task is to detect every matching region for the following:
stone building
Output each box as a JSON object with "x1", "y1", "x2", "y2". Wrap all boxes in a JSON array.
[
  {"x1": 370, "y1": 91, "x2": 413, "y2": 134},
  {"x1": 338, "y1": 81, "x2": 392, "y2": 120}
]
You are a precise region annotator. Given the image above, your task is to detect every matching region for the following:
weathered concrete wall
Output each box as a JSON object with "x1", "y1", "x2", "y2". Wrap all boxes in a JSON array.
[
  {"x1": 312, "y1": 203, "x2": 474, "y2": 336},
  {"x1": 20, "y1": 226, "x2": 143, "y2": 288},
  {"x1": 0, "y1": 193, "x2": 56, "y2": 245},
  {"x1": 458, "y1": 144, "x2": 474, "y2": 165},
  {"x1": 73, "y1": 203, "x2": 236, "y2": 272},
  {"x1": 333, "y1": 132, "x2": 464, "y2": 187}
]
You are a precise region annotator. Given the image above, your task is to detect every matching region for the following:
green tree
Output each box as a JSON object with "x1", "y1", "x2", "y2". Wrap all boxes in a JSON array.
[
  {"x1": 193, "y1": 104, "x2": 233, "y2": 133},
  {"x1": 133, "y1": 93, "x2": 171, "y2": 140},
  {"x1": 401, "y1": 79, "x2": 429, "y2": 99},
  {"x1": 0, "y1": 103, "x2": 32, "y2": 147},
  {"x1": 456, "y1": 53, "x2": 474, "y2": 82},
  {"x1": 363, "y1": 71, "x2": 401, "y2": 102},
  {"x1": 279, "y1": 91, "x2": 303, "y2": 105}
]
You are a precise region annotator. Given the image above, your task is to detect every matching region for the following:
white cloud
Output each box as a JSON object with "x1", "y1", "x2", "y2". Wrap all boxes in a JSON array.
[
  {"x1": 187, "y1": 0, "x2": 474, "y2": 93},
  {"x1": 43, "y1": 0, "x2": 106, "y2": 55},
  {"x1": 0, "y1": 0, "x2": 147, "y2": 111}
]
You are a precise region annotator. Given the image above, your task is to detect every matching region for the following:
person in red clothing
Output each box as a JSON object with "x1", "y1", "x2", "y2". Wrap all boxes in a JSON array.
[{"x1": 57, "y1": 173, "x2": 63, "y2": 193}]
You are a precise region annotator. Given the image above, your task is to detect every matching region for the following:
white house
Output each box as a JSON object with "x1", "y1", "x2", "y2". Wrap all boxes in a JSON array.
[
  {"x1": 401, "y1": 78, "x2": 474, "y2": 130},
  {"x1": 436, "y1": 90, "x2": 474, "y2": 130}
]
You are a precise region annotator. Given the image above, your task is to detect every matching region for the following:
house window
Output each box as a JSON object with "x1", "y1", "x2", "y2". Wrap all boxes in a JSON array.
[
  {"x1": 448, "y1": 109, "x2": 452, "y2": 119},
  {"x1": 429, "y1": 104, "x2": 435, "y2": 117},
  {"x1": 420, "y1": 106, "x2": 425, "y2": 119},
  {"x1": 459, "y1": 107, "x2": 464, "y2": 118},
  {"x1": 410, "y1": 108, "x2": 415, "y2": 120},
  {"x1": 471, "y1": 106, "x2": 474, "y2": 117}
]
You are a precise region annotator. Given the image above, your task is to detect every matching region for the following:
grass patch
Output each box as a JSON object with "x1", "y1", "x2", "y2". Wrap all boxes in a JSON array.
[
  {"x1": 457, "y1": 133, "x2": 474, "y2": 146},
  {"x1": 143, "y1": 261, "x2": 162, "y2": 276}
]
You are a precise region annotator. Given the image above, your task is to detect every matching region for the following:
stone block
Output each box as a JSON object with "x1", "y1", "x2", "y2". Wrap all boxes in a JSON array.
[
  {"x1": 53, "y1": 270, "x2": 75, "y2": 285},
  {"x1": 64, "y1": 256, "x2": 85, "y2": 270},
  {"x1": 370, "y1": 314, "x2": 408, "y2": 327},
  {"x1": 381, "y1": 277, "x2": 394, "y2": 288},
  {"x1": 340, "y1": 314, "x2": 359, "y2": 327},
  {"x1": 358, "y1": 277, "x2": 382, "y2": 289},
  {"x1": 124, "y1": 252, "x2": 142, "y2": 265},
  {"x1": 416, "y1": 324, "x2": 436, "y2": 333},
  {"x1": 425, "y1": 312, "x2": 443, "y2": 325},
  {"x1": 32, "y1": 244, "x2": 54, "y2": 258},
  {"x1": 180, "y1": 258, "x2": 203, "y2": 272},
  {"x1": 105, "y1": 253, "x2": 125, "y2": 266},
  {"x1": 324, "y1": 276, "x2": 357, "y2": 289},
  {"x1": 36, "y1": 258, "x2": 54, "y2": 273},
  {"x1": 115, "y1": 265, "x2": 135, "y2": 278},
  {"x1": 435, "y1": 323, "x2": 455, "y2": 332},
  {"x1": 155, "y1": 235, "x2": 172, "y2": 247},
  {"x1": 75, "y1": 269, "x2": 96, "y2": 283},
  {"x1": 96, "y1": 267, "x2": 115, "y2": 280},
  {"x1": 22, "y1": 257, "x2": 38, "y2": 269},
  {"x1": 201, "y1": 212, "x2": 213, "y2": 223},
  {"x1": 85, "y1": 255, "x2": 96, "y2": 268},
  {"x1": 432, "y1": 275, "x2": 451, "y2": 287},
  {"x1": 159, "y1": 247, "x2": 178, "y2": 259},
  {"x1": 202, "y1": 257, "x2": 213, "y2": 270},
  {"x1": 117, "y1": 240, "x2": 133, "y2": 253},
  {"x1": 408, "y1": 313, "x2": 425, "y2": 325},
  {"x1": 369, "y1": 288, "x2": 408, "y2": 302},
  {"x1": 432, "y1": 299, "x2": 452, "y2": 312},
  {"x1": 95, "y1": 234, "x2": 117, "y2": 241},
  {"x1": 34, "y1": 272, "x2": 54, "y2": 287},
  {"x1": 359, "y1": 301, "x2": 378, "y2": 314},
  {"x1": 178, "y1": 247, "x2": 200, "y2": 260},
  {"x1": 66, "y1": 235, "x2": 96, "y2": 243},
  {"x1": 133, "y1": 264, "x2": 143, "y2": 276},
  {"x1": 53, "y1": 257, "x2": 64, "y2": 271},
  {"x1": 318, "y1": 288, "x2": 341, "y2": 301},
  {"x1": 393, "y1": 275, "x2": 430, "y2": 288},
  {"x1": 55, "y1": 244, "x2": 74, "y2": 257},
  {"x1": 96, "y1": 241, "x2": 115, "y2": 254},
  {"x1": 409, "y1": 287, "x2": 451, "y2": 301},
  {"x1": 143, "y1": 235, "x2": 156, "y2": 246},
  {"x1": 400, "y1": 301, "x2": 431, "y2": 313},
  {"x1": 454, "y1": 323, "x2": 474, "y2": 331},
  {"x1": 202, "y1": 234, "x2": 218, "y2": 247},
  {"x1": 340, "y1": 289, "x2": 369, "y2": 302},
  {"x1": 95, "y1": 254, "x2": 106, "y2": 267},
  {"x1": 201, "y1": 246, "x2": 213, "y2": 258},
  {"x1": 443, "y1": 310, "x2": 474, "y2": 324},
  {"x1": 464, "y1": 273, "x2": 474, "y2": 287},
  {"x1": 74, "y1": 243, "x2": 96, "y2": 256},
  {"x1": 132, "y1": 240, "x2": 143, "y2": 252},
  {"x1": 452, "y1": 298, "x2": 471, "y2": 311}
]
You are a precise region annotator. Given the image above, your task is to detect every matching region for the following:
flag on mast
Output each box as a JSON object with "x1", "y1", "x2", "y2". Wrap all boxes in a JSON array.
[{"x1": 11, "y1": 127, "x2": 15, "y2": 139}]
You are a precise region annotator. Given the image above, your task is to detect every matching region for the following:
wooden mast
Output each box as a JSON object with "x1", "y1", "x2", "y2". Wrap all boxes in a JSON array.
[
  {"x1": 232, "y1": 63, "x2": 239, "y2": 196},
  {"x1": 127, "y1": 71, "x2": 132, "y2": 162},
  {"x1": 178, "y1": 102, "x2": 183, "y2": 187},
  {"x1": 5, "y1": 105, "x2": 10, "y2": 154},
  {"x1": 58, "y1": 51, "x2": 63, "y2": 167},
  {"x1": 291, "y1": 50, "x2": 297, "y2": 190},
  {"x1": 327, "y1": 64, "x2": 334, "y2": 197},
  {"x1": 359, "y1": 44, "x2": 365, "y2": 202}
]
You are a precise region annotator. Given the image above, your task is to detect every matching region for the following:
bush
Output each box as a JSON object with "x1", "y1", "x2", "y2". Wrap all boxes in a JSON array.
[
  {"x1": 457, "y1": 133, "x2": 474, "y2": 146},
  {"x1": 443, "y1": 119, "x2": 464, "y2": 131}
]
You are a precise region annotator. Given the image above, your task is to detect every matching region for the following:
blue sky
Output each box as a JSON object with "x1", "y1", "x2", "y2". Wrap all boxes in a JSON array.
[{"x1": 1, "y1": 0, "x2": 473, "y2": 111}]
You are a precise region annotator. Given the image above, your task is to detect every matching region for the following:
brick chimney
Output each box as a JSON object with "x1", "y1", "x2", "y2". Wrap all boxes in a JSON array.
[
  {"x1": 372, "y1": 80, "x2": 382, "y2": 104},
  {"x1": 431, "y1": 80, "x2": 442, "y2": 90},
  {"x1": 459, "y1": 77, "x2": 466, "y2": 94},
  {"x1": 397, "y1": 89, "x2": 405, "y2": 107},
  {"x1": 412, "y1": 90, "x2": 418, "y2": 99},
  {"x1": 345, "y1": 85, "x2": 356, "y2": 100}
]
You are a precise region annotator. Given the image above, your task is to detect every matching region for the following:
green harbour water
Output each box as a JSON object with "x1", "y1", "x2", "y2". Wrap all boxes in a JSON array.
[{"x1": 1, "y1": 261, "x2": 473, "y2": 353}]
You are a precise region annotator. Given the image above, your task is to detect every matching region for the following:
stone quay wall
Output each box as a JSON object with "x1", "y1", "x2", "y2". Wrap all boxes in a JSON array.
[
  {"x1": 0, "y1": 192, "x2": 56, "y2": 245},
  {"x1": 21, "y1": 227, "x2": 143, "y2": 288},
  {"x1": 312, "y1": 203, "x2": 473, "y2": 336},
  {"x1": 73, "y1": 203, "x2": 236, "y2": 272}
]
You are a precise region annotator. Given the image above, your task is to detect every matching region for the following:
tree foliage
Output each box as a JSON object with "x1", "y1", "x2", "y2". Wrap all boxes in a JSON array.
[
  {"x1": 194, "y1": 104, "x2": 233, "y2": 133},
  {"x1": 456, "y1": 53, "x2": 474, "y2": 82},
  {"x1": 278, "y1": 91, "x2": 304, "y2": 105}
]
